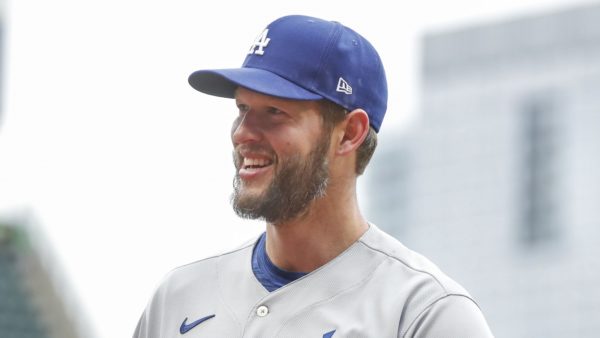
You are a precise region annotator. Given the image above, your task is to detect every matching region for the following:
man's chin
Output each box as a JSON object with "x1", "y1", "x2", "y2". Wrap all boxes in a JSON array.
[
  {"x1": 232, "y1": 190, "x2": 267, "y2": 213},
  {"x1": 235, "y1": 184, "x2": 267, "y2": 200}
]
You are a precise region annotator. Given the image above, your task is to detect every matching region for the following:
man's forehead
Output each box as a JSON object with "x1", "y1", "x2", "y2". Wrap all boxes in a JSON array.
[
  {"x1": 234, "y1": 87, "x2": 321, "y2": 107},
  {"x1": 234, "y1": 86, "x2": 288, "y2": 100}
]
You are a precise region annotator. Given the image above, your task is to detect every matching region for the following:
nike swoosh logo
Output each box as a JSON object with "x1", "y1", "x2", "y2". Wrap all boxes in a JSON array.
[
  {"x1": 179, "y1": 314, "x2": 216, "y2": 334},
  {"x1": 323, "y1": 330, "x2": 336, "y2": 338}
]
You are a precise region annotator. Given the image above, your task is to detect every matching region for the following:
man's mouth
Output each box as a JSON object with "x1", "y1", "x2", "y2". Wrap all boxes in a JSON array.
[
  {"x1": 242, "y1": 157, "x2": 274, "y2": 170},
  {"x1": 238, "y1": 156, "x2": 275, "y2": 178}
]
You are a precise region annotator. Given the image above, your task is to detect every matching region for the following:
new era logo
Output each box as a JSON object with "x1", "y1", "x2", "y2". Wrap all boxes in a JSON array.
[{"x1": 336, "y1": 77, "x2": 352, "y2": 95}]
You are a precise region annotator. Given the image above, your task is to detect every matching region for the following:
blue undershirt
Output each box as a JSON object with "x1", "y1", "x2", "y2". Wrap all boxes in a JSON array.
[{"x1": 252, "y1": 232, "x2": 307, "y2": 292}]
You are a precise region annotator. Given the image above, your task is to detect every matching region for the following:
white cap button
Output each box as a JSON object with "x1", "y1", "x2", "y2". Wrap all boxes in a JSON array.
[{"x1": 256, "y1": 305, "x2": 269, "y2": 317}]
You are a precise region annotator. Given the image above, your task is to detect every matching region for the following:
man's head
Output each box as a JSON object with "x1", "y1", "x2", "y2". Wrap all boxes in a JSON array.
[
  {"x1": 188, "y1": 15, "x2": 387, "y2": 223},
  {"x1": 230, "y1": 88, "x2": 332, "y2": 224}
]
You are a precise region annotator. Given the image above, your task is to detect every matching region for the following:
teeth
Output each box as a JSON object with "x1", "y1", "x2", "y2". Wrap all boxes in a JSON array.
[{"x1": 243, "y1": 158, "x2": 271, "y2": 168}]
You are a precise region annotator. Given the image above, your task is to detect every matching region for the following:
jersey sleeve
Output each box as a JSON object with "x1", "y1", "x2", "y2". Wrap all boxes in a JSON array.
[
  {"x1": 132, "y1": 271, "x2": 172, "y2": 338},
  {"x1": 132, "y1": 311, "x2": 147, "y2": 338},
  {"x1": 401, "y1": 294, "x2": 494, "y2": 338},
  {"x1": 132, "y1": 291, "x2": 163, "y2": 338}
]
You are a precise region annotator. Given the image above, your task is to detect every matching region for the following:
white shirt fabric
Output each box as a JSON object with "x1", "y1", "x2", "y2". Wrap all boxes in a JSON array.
[{"x1": 134, "y1": 224, "x2": 494, "y2": 337}]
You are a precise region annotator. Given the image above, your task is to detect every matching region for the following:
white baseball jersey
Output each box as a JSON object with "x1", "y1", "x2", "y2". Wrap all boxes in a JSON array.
[{"x1": 134, "y1": 224, "x2": 493, "y2": 337}]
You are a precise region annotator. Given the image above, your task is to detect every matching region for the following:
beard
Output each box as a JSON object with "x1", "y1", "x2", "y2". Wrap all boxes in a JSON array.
[{"x1": 231, "y1": 133, "x2": 331, "y2": 225}]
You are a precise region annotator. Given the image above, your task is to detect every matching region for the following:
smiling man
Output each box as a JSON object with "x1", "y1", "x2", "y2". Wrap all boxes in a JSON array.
[{"x1": 134, "y1": 15, "x2": 494, "y2": 337}]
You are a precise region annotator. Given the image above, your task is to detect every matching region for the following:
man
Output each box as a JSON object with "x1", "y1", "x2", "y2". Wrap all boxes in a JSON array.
[{"x1": 134, "y1": 15, "x2": 494, "y2": 337}]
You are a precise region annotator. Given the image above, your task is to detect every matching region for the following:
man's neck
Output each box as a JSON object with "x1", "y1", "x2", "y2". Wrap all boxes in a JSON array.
[{"x1": 264, "y1": 187, "x2": 368, "y2": 273}]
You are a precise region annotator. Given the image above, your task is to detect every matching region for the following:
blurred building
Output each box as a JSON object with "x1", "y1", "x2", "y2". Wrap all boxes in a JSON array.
[
  {"x1": 0, "y1": 213, "x2": 84, "y2": 338},
  {"x1": 368, "y1": 3, "x2": 600, "y2": 337}
]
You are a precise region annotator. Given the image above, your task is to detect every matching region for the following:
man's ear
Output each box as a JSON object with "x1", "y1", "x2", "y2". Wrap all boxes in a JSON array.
[{"x1": 336, "y1": 109, "x2": 370, "y2": 156}]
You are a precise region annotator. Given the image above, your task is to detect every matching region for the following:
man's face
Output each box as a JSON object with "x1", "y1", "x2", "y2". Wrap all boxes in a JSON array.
[{"x1": 231, "y1": 88, "x2": 332, "y2": 225}]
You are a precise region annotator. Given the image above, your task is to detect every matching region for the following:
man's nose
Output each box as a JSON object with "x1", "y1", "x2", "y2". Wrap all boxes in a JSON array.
[{"x1": 231, "y1": 111, "x2": 262, "y2": 146}]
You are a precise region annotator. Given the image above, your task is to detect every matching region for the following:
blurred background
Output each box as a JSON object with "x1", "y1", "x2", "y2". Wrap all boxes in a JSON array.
[{"x1": 0, "y1": 0, "x2": 598, "y2": 337}]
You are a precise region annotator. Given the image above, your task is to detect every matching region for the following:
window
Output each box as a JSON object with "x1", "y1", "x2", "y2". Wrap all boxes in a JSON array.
[{"x1": 519, "y1": 96, "x2": 562, "y2": 246}]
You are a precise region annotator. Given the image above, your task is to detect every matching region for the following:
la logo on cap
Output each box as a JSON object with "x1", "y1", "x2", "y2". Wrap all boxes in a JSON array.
[{"x1": 248, "y1": 29, "x2": 271, "y2": 55}]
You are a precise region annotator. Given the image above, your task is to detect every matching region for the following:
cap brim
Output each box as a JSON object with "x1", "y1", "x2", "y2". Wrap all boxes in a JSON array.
[{"x1": 188, "y1": 68, "x2": 323, "y2": 101}]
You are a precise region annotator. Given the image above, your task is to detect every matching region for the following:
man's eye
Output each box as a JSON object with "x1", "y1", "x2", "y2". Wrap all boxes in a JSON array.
[
  {"x1": 268, "y1": 107, "x2": 284, "y2": 115},
  {"x1": 237, "y1": 104, "x2": 249, "y2": 115}
]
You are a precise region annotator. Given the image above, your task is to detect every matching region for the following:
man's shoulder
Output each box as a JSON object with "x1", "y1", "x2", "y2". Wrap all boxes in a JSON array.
[
  {"x1": 159, "y1": 234, "x2": 259, "y2": 290},
  {"x1": 358, "y1": 225, "x2": 492, "y2": 336},
  {"x1": 358, "y1": 224, "x2": 470, "y2": 297}
]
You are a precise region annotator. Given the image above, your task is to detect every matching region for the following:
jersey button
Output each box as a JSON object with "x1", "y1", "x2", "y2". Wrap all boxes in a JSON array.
[{"x1": 256, "y1": 305, "x2": 269, "y2": 317}]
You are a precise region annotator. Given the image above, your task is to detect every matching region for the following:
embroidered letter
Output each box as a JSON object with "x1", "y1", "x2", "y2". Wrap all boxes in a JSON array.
[{"x1": 248, "y1": 29, "x2": 271, "y2": 55}]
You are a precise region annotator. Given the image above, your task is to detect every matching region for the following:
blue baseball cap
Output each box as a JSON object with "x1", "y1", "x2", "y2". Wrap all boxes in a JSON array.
[{"x1": 188, "y1": 15, "x2": 388, "y2": 132}]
